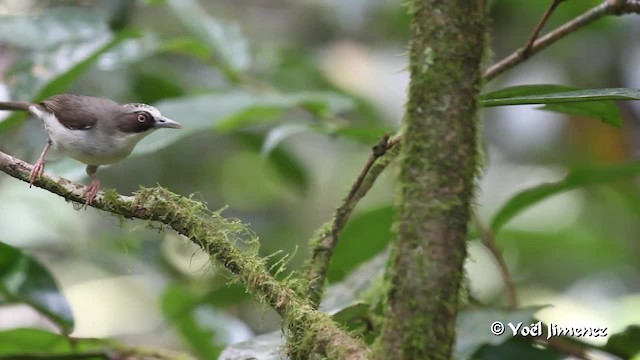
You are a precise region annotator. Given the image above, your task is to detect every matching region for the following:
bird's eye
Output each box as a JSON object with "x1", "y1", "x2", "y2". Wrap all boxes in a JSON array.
[{"x1": 137, "y1": 113, "x2": 147, "y2": 123}]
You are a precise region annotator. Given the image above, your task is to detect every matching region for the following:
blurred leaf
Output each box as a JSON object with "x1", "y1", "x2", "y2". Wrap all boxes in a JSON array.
[
  {"x1": 0, "y1": 328, "x2": 104, "y2": 355},
  {"x1": 37, "y1": 31, "x2": 138, "y2": 100},
  {"x1": 605, "y1": 325, "x2": 640, "y2": 358},
  {"x1": 0, "y1": 9, "x2": 136, "y2": 132},
  {"x1": 97, "y1": 33, "x2": 162, "y2": 70},
  {"x1": 218, "y1": 331, "x2": 282, "y2": 360},
  {"x1": 491, "y1": 161, "x2": 640, "y2": 233},
  {"x1": 261, "y1": 124, "x2": 310, "y2": 157},
  {"x1": 0, "y1": 242, "x2": 74, "y2": 333},
  {"x1": 161, "y1": 284, "x2": 222, "y2": 358},
  {"x1": 330, "y1": 125, "x2": 392, "y2": 143},
  {"x1": 541, "y1": 102, "x2": 620, "y2": 127},
  {"x1": 215, "y1": 91, "x2": 354, "y2": 132},
  {"x1": 161, "y1": 37, "x2": 212, "y2": 60},
  {"x1": 331, "y1": 301, "x2": 369, "y2": 325},
  {"x1": 480, "y1": 85, "x2": 635, "y2": 126},
  {"x1": 498, "y1": 228, "x2": 630, "y2": 286},
  {"x1": 328, "y1": 206, "x2": 394, "y2": 282},
  {"x1": 198, "y1": 285, "x2": 249, "y2": 308},
  {"x1": 321, "y1": 250, "x2": 389, "y2": 313},
  {"x1": 133, "y1": 73, "x2": 185, "y2": 104},
  {"x1": 296, "y1": 92, "x2": 354, "y2": 118},
  {"x1": 455, "y1": 307, "x2": 544, "y2": 360},
  {"x1": 481, "y1": 85, "x2": 640, "y2": 105},
  {"x1": 0, "y1": 7, "x2": 108, "y2": 50},
  {"x1": 166, "y1": 0, "x2": 251, "y2": 79},
  {"x1": 135, "y1": 90, "x2": 353, "y2": 155},
  {"x1": 473, "y1": 336, "x2": 562, "y2": 360},
  {"x1": 236, "y1": 132, "x2": 310, "y2": 193}
]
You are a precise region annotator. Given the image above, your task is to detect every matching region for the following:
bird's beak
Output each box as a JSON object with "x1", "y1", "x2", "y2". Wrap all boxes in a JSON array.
[{"x1": 154, "y1": 116, "x2": 182, "y2": 129}]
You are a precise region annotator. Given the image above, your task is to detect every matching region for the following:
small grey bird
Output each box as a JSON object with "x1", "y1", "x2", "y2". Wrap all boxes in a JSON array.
[{"x1": 0, "y1": 94, "x2": 182, "y2": 204}]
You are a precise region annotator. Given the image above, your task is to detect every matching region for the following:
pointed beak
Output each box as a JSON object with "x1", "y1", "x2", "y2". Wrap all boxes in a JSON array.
[{"x1": 154, "y1": 116, "x2": 182, "y2": 129}]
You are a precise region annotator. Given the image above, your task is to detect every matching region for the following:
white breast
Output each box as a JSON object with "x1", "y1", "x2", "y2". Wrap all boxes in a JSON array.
[{"x1": 30, "y1": 106, "x2": 153, "y2": 166}]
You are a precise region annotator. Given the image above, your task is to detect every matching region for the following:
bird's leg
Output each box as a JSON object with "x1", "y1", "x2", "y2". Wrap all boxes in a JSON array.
[
  {"x1": 81, "y1": 165, "x2": 100, "y2": 205},
  {"x1": 29, "y1": 140, "x2": 52, "y2": 187}
]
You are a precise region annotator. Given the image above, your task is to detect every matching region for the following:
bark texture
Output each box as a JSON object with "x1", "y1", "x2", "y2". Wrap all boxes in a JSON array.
[{"x1": 378, "y1": 1, "x2": 487, "y2": 359}]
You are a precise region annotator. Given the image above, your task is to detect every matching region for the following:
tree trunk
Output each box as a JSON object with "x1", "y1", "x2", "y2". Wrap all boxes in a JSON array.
[{"x1": 378, "y1": 2, "x2": 487, "y2": 359}]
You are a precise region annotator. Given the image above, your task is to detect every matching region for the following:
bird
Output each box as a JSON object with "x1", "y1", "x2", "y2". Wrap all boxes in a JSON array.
[{"x1": 0, "y1": 94, "x2": 182, "y2": 204}]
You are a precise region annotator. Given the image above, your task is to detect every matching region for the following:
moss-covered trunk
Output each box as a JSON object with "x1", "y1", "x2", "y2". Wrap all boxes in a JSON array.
[{"x1": 378, "y1": 2, "x2": 487, "y2": 359}]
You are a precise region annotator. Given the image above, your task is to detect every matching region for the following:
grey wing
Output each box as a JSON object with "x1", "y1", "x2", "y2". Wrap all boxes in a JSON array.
[{"x1": 40, "y1": 95, "x2": 101, "y2": 130}]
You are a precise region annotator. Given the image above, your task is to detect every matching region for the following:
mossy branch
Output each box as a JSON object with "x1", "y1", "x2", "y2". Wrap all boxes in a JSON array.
[
  {"x1": 376, "y1": 1, "x2": 488, "y2": 358},
  {"x1": 0, "y1": 150, "x2": 370, "y2": 360}
]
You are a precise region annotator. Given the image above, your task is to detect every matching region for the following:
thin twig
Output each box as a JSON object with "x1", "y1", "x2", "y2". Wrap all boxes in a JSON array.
[
  {"x1": 484, "y1": 1, "x2": 640, "y2": 81},
  {"x1": 0, "y1": 150, "x2": 370, "y2": 360},
  {"x1": 521, "y1": 0, "x2": 565, "y2": 57},
  {"x1": 472, "y1": 212, "x2": 518, "y2": 310},
  {"x1": 304, "y1": 134, "x2": 401, "y2": 307}
]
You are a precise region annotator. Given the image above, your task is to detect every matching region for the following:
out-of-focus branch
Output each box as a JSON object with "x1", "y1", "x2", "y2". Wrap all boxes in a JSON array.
[
  {"x1": 0, "y1": 150, "x2": 370, "y2": 360},
  {"x1": 472, "y1": 213, "x2": 518, "y2": 310},
  {"x1": 304, "y1": 134, "x2": 401, "y2": 307},
  {"x1": 484, "y1": 0, "x2": 640, "y2": 81}
]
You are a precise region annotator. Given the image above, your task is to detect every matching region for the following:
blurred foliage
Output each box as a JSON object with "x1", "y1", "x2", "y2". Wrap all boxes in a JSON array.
[
  {"x1": 0, "y1": 0, "x2": 639, "y2": 359},
  {"x1": 0, "y1": 241, "x2": 73, "y2": 333}
]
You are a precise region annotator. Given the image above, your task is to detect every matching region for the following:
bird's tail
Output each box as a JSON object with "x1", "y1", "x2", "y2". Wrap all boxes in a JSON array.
[{"x1": 0, "y1": 101, "x2": 32, "y2": 111}]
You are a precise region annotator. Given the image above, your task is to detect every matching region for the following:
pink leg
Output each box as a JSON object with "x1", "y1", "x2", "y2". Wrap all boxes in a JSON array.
[
  {"x1": 81, "y1": 165, "x2": 101, "y2": 205},
  {"x1": 29, "y1": 141, "x2": 52, "y2": 187}
]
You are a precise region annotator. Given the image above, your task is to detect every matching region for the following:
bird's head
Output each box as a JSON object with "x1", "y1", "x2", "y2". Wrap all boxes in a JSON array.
[{"x1": 118, "y1": 103, "x2": 182, "y2": 133}]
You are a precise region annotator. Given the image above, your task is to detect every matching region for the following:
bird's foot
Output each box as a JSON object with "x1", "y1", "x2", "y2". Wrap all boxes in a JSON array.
[
  {"x1": 29, "y1": 159, "x2": 46, "y2": 187},
  {"x1": 81, "y1": 178, "x2": 101, "y2": 205}
]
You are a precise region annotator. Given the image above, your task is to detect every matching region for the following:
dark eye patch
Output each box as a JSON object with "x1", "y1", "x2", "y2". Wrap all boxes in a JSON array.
[{"x1": 117, "y1": 111, "x2": 155, "y2": 133}]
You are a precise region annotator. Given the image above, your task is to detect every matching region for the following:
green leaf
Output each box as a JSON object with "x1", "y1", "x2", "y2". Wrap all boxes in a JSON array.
[
  {"x1": 261, "y1": 124, "x2": 311, "y2": 157},
  {"x1": 0, "y1": 242, "x2": 74, "y2": 333},
  {"x1": 473, "y1": 336, "x2": 562, "y2": 360},
  {"x1": 0, "y1": 328, "x2": 104, "y2": 355},
  {"x1": 38, "y1": 30, "x2": 137, "y2": 99},
  {"x1": 490, "y1": 161, "x2": 640, "y2": 233},
  {"x1": 480, "y1": 85, "x2": 640, "y2": 126},
  {"x1": 0, "y1": 7, "x2": 108, "y2": 50},
  {"x1": 160, "y1": 37, "x2": 212, "y2": 60},
  {"x1": 166, "y1": 0, "x2": 250, "y2": 78},
  {"x1": 541, "y1": 101, "x2": 621, "y2": 126},
  {"x1": 481, "y1": 85, "x2": 640, "y2": 105},
  {"x1": 455, "y1": 307, "x2": 544, "y2": 360},
  {"x1": 330, "y1": 301, "x2": 370, "y2": 326},
  {"x1": 328, "y1": 206, "x2": 395, "y2": 282},
  {"x1": 161, "y1": 284, "x2": 233, "y2": 359},
  {"x1": 98, "y1": 32, "x2": 163, "y2": 69},
  {"x1": 321, "y1": 251, "x2": 388, "y2": 313},
  {"x1": 219, "y1": 331, "x2": 282, "y2": 360},
  {"x1": 236, "y1": 132, "x2": 310, "y2": 193},
  {"x1": 0, "y1": 9, "x2": 136, "y2": 132},
  {"x1": 605, "y1": 325, "x2": 640, "y2": 358},
  {"x1": 134, "y1": 90, "x2": 353, "y2": 156}
]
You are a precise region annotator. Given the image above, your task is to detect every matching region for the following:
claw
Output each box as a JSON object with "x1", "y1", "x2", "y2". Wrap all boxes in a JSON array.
[
  {"x1": 82, "y1": 164, "x2": 101, "y2": 205},
  {"x1": 81, "y1": 178, "x2": 100, "y2": 205},
  {"x1": 29, "y1": 159, "x2": 45, "y2": 187},
  {"x1": 29, "y1": 142, "x2": 52, "y2": 187}
]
